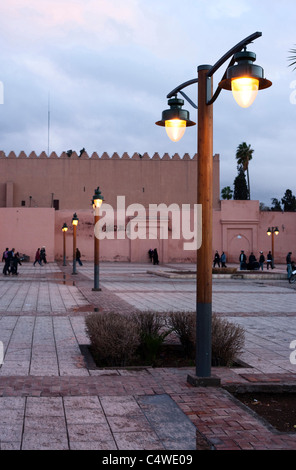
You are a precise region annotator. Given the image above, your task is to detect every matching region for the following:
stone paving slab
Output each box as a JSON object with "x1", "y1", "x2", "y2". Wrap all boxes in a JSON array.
[{"x1": 1, "y1": 261, "x2": 296, "y2": 451}]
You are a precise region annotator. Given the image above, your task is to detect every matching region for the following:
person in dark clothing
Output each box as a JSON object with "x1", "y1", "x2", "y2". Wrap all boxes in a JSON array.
[
  {"x1": 2, "y1": 248, "x2": 9, "y2": 275},
  {"x1": 33, "y1": 248, "x2": 42, "y2": 266},
  {"x1": 40, "y1": 247, "x2": 47, "y2": 264},
  {"x1": 148, "y1": 249, "x2": 153, "y2": 263},
  {"x1": 287, "y1": 251, "x2": 293, "y2": 279},
  {"x1": 239, "y1": 250, "x2": 247, "y2": 270},
  {"x1": 259, "y1": 251, "x2": 265, "y2": 271},
  {"x1": 11, "y1": 252, "x2": 22, "y2": 275},
  {"x1": 213, "y1": 251, "x2": 220, "y2": 267},
  {"x1": 221, "y1": 252, "x2": 227, "y2": 268},
  {"x1": 152, "y1": 248, "x2": 159, "y2": 265},
  {"x1": 76, "y1": 248, "x2": 83, "y2": 266},
  {"x1": 267, "y1": 251, "x2": 273, "y2": 270}
]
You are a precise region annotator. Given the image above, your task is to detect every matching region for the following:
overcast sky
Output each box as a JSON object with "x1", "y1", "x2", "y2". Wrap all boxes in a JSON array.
[{"x1": 0, "y1": 0, "x2": 295, "y2": 205}]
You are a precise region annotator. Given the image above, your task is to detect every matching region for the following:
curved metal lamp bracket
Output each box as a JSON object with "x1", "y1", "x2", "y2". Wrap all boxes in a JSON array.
[{"x1": 165, "y1": 31, "x2": 262, "y2": 108}]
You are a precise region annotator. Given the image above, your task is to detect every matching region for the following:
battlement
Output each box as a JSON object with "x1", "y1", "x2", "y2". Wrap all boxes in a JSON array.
[{"x1": 0, "y1": 151, "x2": 200, "y2": 160}]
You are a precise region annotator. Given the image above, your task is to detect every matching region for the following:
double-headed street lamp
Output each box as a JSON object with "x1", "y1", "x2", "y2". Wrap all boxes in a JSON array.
[
  {"x1": 267, "y1": 226, "x2": 279, "y2": 265},
  {"x1": 92, "y1": 187, "x2": 104, "y2": 291},
  {"x1": 72, "y1": 213, "x2": 79, "y2": 275},
  {"x1": 156, "y1": 32, "x2": 271, "y2": 384},
  {"x1": 62, "y1": 223, "x2": 68, "y2": 266}
]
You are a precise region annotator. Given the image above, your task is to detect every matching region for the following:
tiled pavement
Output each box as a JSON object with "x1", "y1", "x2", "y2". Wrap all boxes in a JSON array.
[{"x1": 0, "y1": 261, "x2": 296, "y2": 451}]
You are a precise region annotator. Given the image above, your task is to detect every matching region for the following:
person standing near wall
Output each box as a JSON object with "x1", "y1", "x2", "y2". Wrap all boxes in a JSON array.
[
  {"x1": 266, "y1": 251, "x2": 273, "y2": 270},
  {"x1": 259, "y1": 251, "x2": 265, "y2": 271},
  {"x1": 239, "y1": 250, "x2": 246, "y2": 270},
  {"x1": 286, "y1": 251, "x2": 293, "y2": 279}
]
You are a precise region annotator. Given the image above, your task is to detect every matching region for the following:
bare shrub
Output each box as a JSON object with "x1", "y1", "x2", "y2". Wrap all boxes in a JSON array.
[
  {"x1": 211, "y1": 314, "x2": 245, "y2": 366},
  {"x1": 168, "y1": 312, "x2": 245, "y2": 366},
  {"x1": 132, "y1": 311, "x2": 172, "y2": 363},
  {"x1": 168, "y1": 312, "x2": 196, "y2": 358},
  {"x1": 85, "y1": 312, "x2": 140, "y2": 367}
]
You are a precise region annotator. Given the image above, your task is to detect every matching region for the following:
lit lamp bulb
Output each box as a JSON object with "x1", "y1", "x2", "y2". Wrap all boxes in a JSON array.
[
  {"x1": 165, "y1": 119, "x2": 186, "y2": 142},
  {"x1": 93, "y1": 198, "x2": 103, "y2": 209},
  {"x1": 231, "y1": 77, "x2": 259, "y2": 108}
]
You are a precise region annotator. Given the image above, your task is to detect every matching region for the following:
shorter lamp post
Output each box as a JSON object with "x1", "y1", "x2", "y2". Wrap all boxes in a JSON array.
[
  {"x1": 92, "y1": 187, "x2": 104, "y2": 291},
  {"x1": 72, "y1": 213, "x2": 79, "y2": 274},
  {"x1": 267, "y1": 226, "x2": 279, "y2": 267},
  {"x1": 62, "y1": 223, "x2": 68, "y2": 266}
]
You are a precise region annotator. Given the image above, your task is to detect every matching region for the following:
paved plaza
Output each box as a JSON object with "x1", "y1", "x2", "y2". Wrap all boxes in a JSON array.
[{"x1": 0, "y1": 261, "x2": 296, "y2": 450}]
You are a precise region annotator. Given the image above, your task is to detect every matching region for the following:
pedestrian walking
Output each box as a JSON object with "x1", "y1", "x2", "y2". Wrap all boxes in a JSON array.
[
  {"x1": 33, "y1": 248, "x2": 42, "y2": 266},
  {"x1": 40, "y1": 246, "x2": 47, "y2": 264},
  {"x1": 221, "y1": 252, "x2": 227, "y2": 268},
  {"x1": 259, "y1": 251, "x2": 265, "y2": 271},
  {"x1": 11, "y1": 252, "x2": 22, "y2": 275},
  {"x1": 76, "y1": 248, "x2": 83, "y2": 266},
  {"x1": 213, "y1": 250, "x2": 220, "y2": 267}
]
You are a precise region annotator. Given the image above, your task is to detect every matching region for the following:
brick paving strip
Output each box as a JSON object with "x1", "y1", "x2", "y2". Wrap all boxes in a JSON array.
[{"x1": 1, "y1": 262, "x2": 296, "y2": 450}]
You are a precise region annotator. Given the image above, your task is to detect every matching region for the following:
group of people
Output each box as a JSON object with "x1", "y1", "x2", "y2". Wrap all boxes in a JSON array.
[
  {"x1": 213, "y1": 251, "x2": 227, "y2": 268},
  {"x1": 148, "y1": 248, "x2": 159, "y2": 265},
  {"x1": 2, "y1": 248, "x2": 22, "y2": 275},
  {"x1": 33, "y1": 247, "x2": 47, "y2": 266},
  {"x1": 214, "y1": 249, "x2": 279, "y2": 271},
  {"x1": 239, "y1": 250, "x2": 275, "y2": 271}
]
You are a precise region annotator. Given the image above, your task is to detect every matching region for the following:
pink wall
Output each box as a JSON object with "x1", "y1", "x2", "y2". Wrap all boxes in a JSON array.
[
  {"x1": 0, "y1": 208, "x2": 55, "y2": 261},
  {"x1": 215, "y1": 201, "x2": 294, "y2": 263},
  {"x1": 0, "y1": 202, "x2": 294, "y2": 265}
]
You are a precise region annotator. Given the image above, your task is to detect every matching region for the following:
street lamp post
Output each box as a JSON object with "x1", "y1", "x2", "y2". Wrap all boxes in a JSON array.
[
  {"x1": 92, "y1": 187, "x2": 104, "y2": 291},
  {"x1": 72, "y1": 213, "x2": 79, "y2": 274},
  {"x1": 62, "y1": 223, "x2": 68, "y2": 266},
  {"x1": 267, "y1": 226, "x2": 279, "y2": 266},
  {"x1": 156, "y1": 32, "x2": 271, "y2": 384}
]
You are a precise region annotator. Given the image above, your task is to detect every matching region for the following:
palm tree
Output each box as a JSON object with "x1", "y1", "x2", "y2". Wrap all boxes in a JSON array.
[
  {"x1": 288, "y1": 45, "x2": 296, "y2": 71},
  {"x1": 235, "y1": 142, "x2": 254, "y2": 200},
  {"x1": 221, "y1": 186, "x2": 233, "y2": 200}
]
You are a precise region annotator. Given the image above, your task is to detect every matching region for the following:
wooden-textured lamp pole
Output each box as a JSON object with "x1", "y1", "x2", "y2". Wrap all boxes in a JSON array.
[
  {"x1": 72, "y1": 213, "x2": 79, "y2": 274},
  {"x1": 156, "y1": 32, "x2": 271, "y2": 384},
  {"x1": 92, "y1": 187, "x2": 104, "y2": 291},
  {"x1": 62, "y1": 223, "x2": 68, "y2": 266}
]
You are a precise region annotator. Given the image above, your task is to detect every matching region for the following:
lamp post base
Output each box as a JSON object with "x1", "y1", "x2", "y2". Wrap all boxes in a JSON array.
[
  {"x1": 92, "y1": 287, "x2": 101, "y2": 291},
  {"x1": 187, "y1": 374, "x2": 221, "y2": 387}
]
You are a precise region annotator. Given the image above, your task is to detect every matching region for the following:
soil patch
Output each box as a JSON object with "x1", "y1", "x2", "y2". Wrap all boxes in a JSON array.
[
  {"x1": 235, "y1": 393, "x2": 296, "y2": 433},
  {"x1": 81, "y1": 343, "x2": 244, "y2": 370}
]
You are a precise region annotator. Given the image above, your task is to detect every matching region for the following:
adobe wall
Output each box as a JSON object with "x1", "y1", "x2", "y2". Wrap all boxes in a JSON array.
[
  {"x1": 55, "y1": 208, "x2": 198, "y2": 263},
  {"x1": 0, "y1": 151, "x2": 221, "y2": 211},
  {"x1": 215, "y1": 200, "x2": 296, "y2": 264},
  {"x1": 0, "y1": 208, "x2": 55, "y2": 262}
]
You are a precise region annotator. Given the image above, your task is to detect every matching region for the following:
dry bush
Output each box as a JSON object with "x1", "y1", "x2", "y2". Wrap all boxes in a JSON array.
[
  {"x1": 85, "y1": 312, "x2": 140, "y2": 367},
  {"x1": 211, "y1": 314, "x2": 245, "y2": 366},
  {"x1": 132, "y1": 311, "x2": 171, "y2": 363},
  {"x1": 168, "y1": 312, "x2": 196, "y2": 358},
  {"x1": 168, "y1": 312, "x2": 245, "y2": 365}
]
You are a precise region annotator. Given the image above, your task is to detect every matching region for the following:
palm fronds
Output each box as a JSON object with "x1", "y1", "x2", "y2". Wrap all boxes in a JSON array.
[{"x1": 288, "y1": 46, "x2": 296, "y2": 71}]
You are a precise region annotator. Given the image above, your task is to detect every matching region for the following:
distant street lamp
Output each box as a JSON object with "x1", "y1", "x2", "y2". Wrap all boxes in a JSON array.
[
  {"x1": 156, "y1": 32, "x2": 271, "y2": 384},
  {"x1": 72, "y1": 213, "x2": 79, "y2": 274},
  {"x1": 92, "y1": 187, "x2": 104, "y2": 291},
  {"x1": 62, "y1": 223, "x2": 68, "y2": 266},
  {"x1": 267, "y1": 226, "x2": 279, "y2": 266}
]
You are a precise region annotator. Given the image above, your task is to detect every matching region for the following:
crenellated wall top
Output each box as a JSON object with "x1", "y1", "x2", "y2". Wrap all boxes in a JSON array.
[{"x1": 0, "y1": 151, "x2": 207, "y2": 160}]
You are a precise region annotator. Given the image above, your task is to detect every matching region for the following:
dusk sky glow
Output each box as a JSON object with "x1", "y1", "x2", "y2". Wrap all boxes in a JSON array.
[{"x1": 0, "y1": 0, "x2": 295, "y2": 205}]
